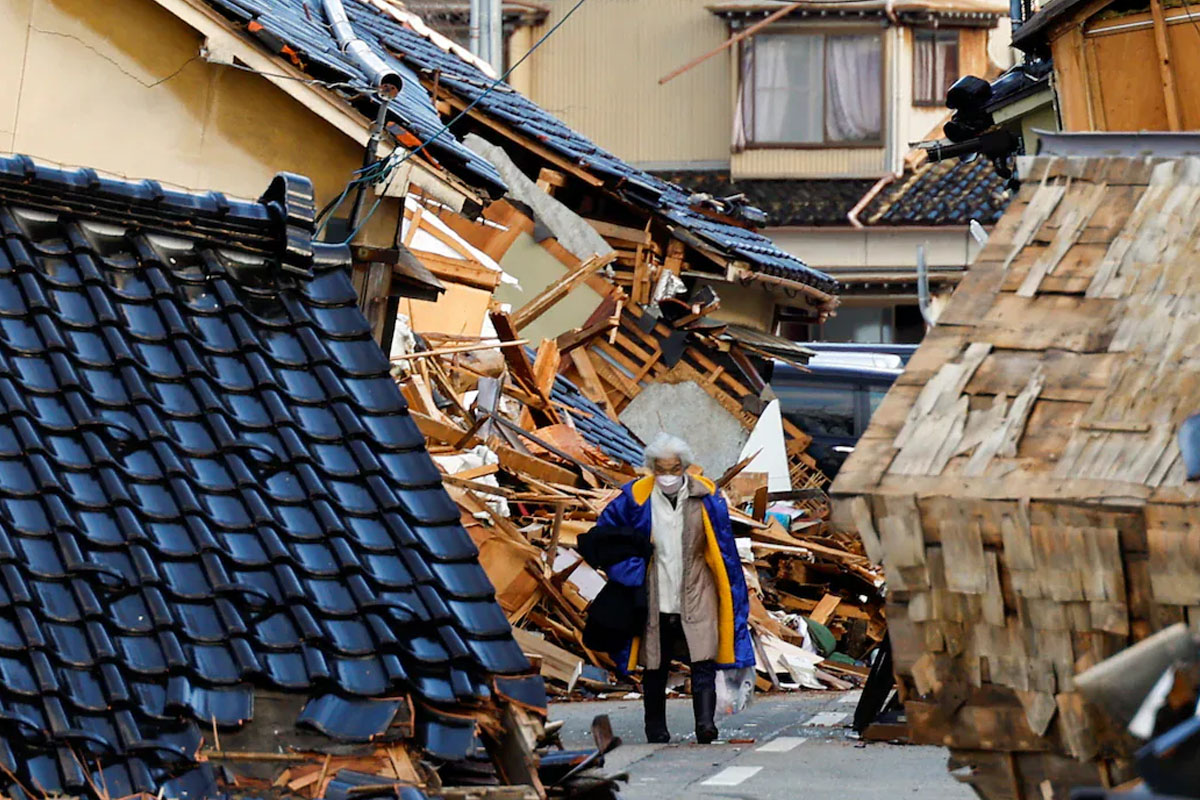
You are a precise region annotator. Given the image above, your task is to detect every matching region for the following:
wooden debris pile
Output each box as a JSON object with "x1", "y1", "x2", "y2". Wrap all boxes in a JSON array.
[{"x1": 391, "y1": 312, "x2": 885, "y2": 696}]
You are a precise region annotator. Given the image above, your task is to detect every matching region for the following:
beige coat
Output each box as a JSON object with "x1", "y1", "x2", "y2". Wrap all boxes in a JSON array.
[{"x1": 639, "y1": 476, "x2": 719, "y2": 670}]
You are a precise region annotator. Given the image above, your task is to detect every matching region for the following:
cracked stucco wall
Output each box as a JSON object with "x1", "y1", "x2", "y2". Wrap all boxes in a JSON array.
[{"x1": 0, "y1": 0, "x2": 397, "y2": 244}]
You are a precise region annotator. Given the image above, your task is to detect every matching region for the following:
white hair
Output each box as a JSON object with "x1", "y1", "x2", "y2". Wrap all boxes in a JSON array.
[{"x1": 643, "y1": 433, "x2": 694, "y2": 470}]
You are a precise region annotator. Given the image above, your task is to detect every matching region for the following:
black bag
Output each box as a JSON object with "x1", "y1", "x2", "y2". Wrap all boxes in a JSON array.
[{"x1": 577, "y1": 526, "x2": 651, "y2": 654}]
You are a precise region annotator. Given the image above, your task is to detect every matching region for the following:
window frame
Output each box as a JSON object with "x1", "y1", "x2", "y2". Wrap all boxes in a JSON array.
[
  {"x1": 911, "y1": 28, "x2": 960, "y2": 108},
  {"x1": 738, "y1": 27, "x2": 887, "y2": 150}
]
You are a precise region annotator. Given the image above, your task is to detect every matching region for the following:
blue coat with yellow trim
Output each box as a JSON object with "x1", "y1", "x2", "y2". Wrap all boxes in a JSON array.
[{"x1": 595, "y1": 474, "x2": 754, "y2": 672}]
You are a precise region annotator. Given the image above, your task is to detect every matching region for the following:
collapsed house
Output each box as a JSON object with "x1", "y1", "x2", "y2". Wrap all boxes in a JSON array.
[
  {"x1": 176, "y1": 0, "x2": 841, "y2": 493},
  {"x1": 0, "y1": 157, "x2": 549, "y2": 799},
  {"x1": 832, "y1": 152, "x2": 1200, "y2": 798}
]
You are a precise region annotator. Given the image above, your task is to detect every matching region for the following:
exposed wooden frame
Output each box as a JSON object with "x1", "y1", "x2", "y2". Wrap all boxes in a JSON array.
[{"x1": 1149, "y1": 0, "x2": 1183, "y2": 130}]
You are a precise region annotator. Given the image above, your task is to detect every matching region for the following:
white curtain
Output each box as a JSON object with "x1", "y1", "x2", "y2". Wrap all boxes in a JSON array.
[
  {"x1": 750, "y1": 34, "x2": 824, "y2": 143},
  {"x1": 733, "y1": 44, "x2": 751, "y2": 151},
  {"x1": 825, "y1": 35, "x2": 882, "y2": 142},
  {"x1": 915, "y1": 35, "x2": 934, "y2": 102}
]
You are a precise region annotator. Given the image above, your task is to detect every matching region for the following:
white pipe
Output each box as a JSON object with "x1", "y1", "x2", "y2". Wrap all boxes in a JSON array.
[
  {"x1": 470, "y1": 0, "x2": 482, "y2": 56},
  {"x1": 321, "y1": 0, "x2": 402, "y2": 91}
]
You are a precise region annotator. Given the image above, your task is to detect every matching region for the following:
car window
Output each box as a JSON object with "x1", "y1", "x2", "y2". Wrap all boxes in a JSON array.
[
  {"x1": 867, "y1": 387, "x2": 889, "y2": 417},
  {"x1": 775, "y1": 381, "x2": 857, "y2": 438}
]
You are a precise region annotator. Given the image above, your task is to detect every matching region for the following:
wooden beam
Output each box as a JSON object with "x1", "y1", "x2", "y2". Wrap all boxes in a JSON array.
[
  {"x1": 658, "y1": 2, "x2": 802, "y2": 84},
  {"x1": 412, "y1": 249, "x2": 504, "y2": 291},
  {"x1": 490, "y1": 311, "x2": 542, "y2": 394},
  {"x1": 389, "y1": 339, "x2": 528, "y2": 361},
  {"x1": 510, "y1": 252, "x2": 618, "y2": 332},
  {"x1": 569, "y1": 349, "x2": 617, "y2": 419},
  {"x1": 536, "y1": 167, "x2": 568, "y2": 195},
  {"x1": 494, "y1": 443, "x2": 579, "y2": 486},
  {"x1": 556, "y1": 319, "x2": 616, "y2": 355},
  {"x1": 531, "y1": 339, "x2": 561, "y2": 400},
  {"x1": 1150, "y1": 0, "x2": 1183, "y2": 131}
]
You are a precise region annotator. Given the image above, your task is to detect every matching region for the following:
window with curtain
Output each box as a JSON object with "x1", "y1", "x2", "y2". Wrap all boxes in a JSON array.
[
  {"x1": 736, "y1": 31, "x2": 883, "y2": 147},
  {"x1": 913, "y1": 29, "x2": 959, "y2": 106}
]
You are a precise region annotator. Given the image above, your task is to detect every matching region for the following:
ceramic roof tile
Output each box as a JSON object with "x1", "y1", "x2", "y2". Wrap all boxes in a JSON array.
[
  {"x1": 860, "y1": 157, "x2": 1012, "y2": 226},
  {"x1": 198, "y1": 0, "x2": 837, "y2": 293},
  {"x1": 0, "y1": 154, "x2": 534, "y2": 797}
]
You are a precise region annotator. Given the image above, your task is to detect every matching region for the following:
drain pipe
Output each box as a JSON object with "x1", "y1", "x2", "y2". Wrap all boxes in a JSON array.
[
  {"x1": 323, "y1": 0, "x2": 402, "y2": 92},
  {"x1": 322, "y1": 0, "x2": 403, "y2": 234}
]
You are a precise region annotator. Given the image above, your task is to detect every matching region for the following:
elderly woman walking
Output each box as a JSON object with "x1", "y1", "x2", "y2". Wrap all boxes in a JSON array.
[{"x1": 585, "y1": 434, "x2": 753, "y2": 744}]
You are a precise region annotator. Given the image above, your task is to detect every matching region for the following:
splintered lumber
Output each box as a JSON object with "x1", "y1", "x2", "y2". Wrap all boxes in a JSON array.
[
  {"x1": 809, "y1": 594, "x2": 841, "y2": 626},
  {"x1": 511, "y1": 628, "x2": 583, "y2": 691},
  {"x1": 493, "y1": 443, "x2": 578, "y2": 487},
  {"x1": 391, "y1": 340, "x2": 529, "y2": 361},
  {"x1": 489, "y1": 311, "x2": 543, "y2": 395},
  {"x1": 510, "y1": 252, "x2": 617, "y2": 332}
]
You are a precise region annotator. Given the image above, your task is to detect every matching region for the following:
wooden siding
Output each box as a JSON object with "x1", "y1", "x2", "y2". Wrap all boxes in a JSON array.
[
  {"x1": 832, "y1": 155, "x2": 1200, "y2": 799},
  {"x1": 521, "y1": 0, "x2": 733, "y2": 168}
]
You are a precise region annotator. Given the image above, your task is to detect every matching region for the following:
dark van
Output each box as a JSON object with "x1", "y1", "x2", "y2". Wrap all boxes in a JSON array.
[{"x1": 769, "y1": 345, "x2": 916, "y2": 478}]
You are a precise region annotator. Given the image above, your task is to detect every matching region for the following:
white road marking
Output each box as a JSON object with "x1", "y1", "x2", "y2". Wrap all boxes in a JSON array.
[
  {"x1": 756, "y1": 736, "x2": 807, "y2": 753},
  {"x1": 702, "y1": 766, "x2": 763, "y2": 787},
  {"x1": 840, "y1": 690, "x2": 863, "y2": 704},
  {"x1": 803, "y1": 711, "x2": 849, "y2": 726}
]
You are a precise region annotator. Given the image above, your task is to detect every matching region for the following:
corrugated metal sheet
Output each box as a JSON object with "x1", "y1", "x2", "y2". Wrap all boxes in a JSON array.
[
  {"x1": 524, "y1": 0, "x2": 733, "y2": 167},
  {"x1": 731, "y1": 146, "x2": 889, "y2": 179}
]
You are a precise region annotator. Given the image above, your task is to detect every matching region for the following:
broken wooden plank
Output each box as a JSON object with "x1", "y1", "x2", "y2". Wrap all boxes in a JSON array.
[{"x1": 510, "y1": 252, "x2": 617, "y2": 332}]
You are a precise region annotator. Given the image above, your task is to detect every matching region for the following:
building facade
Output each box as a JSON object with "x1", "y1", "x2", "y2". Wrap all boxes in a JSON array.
[{"x1": 508, "y1": 0, "x2": 1017, "y2": 342}]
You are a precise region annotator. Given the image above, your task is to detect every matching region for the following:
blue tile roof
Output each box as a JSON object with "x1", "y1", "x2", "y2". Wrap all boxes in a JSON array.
[
  {"x1": 201, "y1": 0, "x2": 507, "y2": 198},
  {"x1": 861, "y1": 156, "x2": 1011, "y2": 227},
  {"x1": 0, "y1": 154, "x2": 538, "y2": 797},
  {"x1": 551, "y1": 375, "x2": 643, "y2": 466},
  {"x1": 199, "y1": 0, "x2": 838, "y2": 295}
]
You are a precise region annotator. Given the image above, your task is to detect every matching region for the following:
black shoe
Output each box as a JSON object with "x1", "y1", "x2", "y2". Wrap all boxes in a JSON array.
[
  {"x1": 646, "y1": 727, "x2": 671, "y2": 744},
  {"x1": 692, "y1": 674, "x2": 718, "y2": 744}
]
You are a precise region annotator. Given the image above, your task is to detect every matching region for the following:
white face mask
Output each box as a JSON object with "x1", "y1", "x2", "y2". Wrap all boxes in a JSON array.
[{"x1": 655, "y1": 474, "x2": 684, "y2": 493}]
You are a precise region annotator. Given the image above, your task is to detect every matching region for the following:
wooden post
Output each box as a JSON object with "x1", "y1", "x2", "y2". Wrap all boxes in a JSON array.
[
  {"x1": 1150, "y1": 0, "x2": 1183, "y2": 130},
  {"x1": 359, "y1": 261, "x2": 394, "y2": 353}
]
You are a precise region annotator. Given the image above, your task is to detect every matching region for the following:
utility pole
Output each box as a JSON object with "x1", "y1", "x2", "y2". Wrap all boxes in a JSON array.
[{"x1": 470, "y1": 0, "x2": 503, "y2": 73}]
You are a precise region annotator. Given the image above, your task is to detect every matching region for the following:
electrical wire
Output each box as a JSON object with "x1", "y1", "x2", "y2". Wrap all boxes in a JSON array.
[{"x1": 330, "y1": 0, "x2": 592, "y2": 244}]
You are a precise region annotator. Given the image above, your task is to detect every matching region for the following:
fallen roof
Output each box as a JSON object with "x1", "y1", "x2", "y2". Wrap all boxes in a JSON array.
[
  {"x1": 859, "y1": 157, "x2": 1011, "y2": 227},
  {"x1": 196, "y1": 0, "x2": 837, "y2": 295},
  {"x1": 550, "y1": 375, "x2": 644, "y2": 466},
  {"x1": 0, "y1": 154, "x2": 538, "y2": 797}
]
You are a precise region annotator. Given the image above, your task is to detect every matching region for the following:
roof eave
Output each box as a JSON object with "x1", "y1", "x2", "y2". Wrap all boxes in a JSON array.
[{"x1": 150, "y1": 0, "x2": 487, "y2": 208}]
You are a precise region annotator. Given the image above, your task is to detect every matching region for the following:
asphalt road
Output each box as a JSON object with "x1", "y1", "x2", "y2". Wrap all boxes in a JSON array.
[{"x1": 549, "y1": 690, "x2": 975, "y2": 800}]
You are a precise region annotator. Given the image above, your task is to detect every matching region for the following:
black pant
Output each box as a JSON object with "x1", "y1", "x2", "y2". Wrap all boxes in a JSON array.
[{"x1": 643, "y1": 613, "x2": 717, "y2": 735}]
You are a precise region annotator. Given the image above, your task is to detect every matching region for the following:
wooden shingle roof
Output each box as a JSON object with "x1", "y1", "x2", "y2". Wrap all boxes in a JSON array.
[{"x1": 831, "y1": 154, "x2": 1200, "y2": 800}]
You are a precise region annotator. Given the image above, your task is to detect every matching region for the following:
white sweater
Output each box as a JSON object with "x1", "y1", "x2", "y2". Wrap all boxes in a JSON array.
[{"x1": 650, "y1": 480, "x2": 688, "y2": 615}]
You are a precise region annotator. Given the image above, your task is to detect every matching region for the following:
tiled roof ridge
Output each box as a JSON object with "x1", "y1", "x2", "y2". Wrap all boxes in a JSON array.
[
  {"x1": 0, "y1": 155, "x2": 335, "y2": 283},
  {"x1": 0, "y1": 152, "x2": 538, "y2": 796}
]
